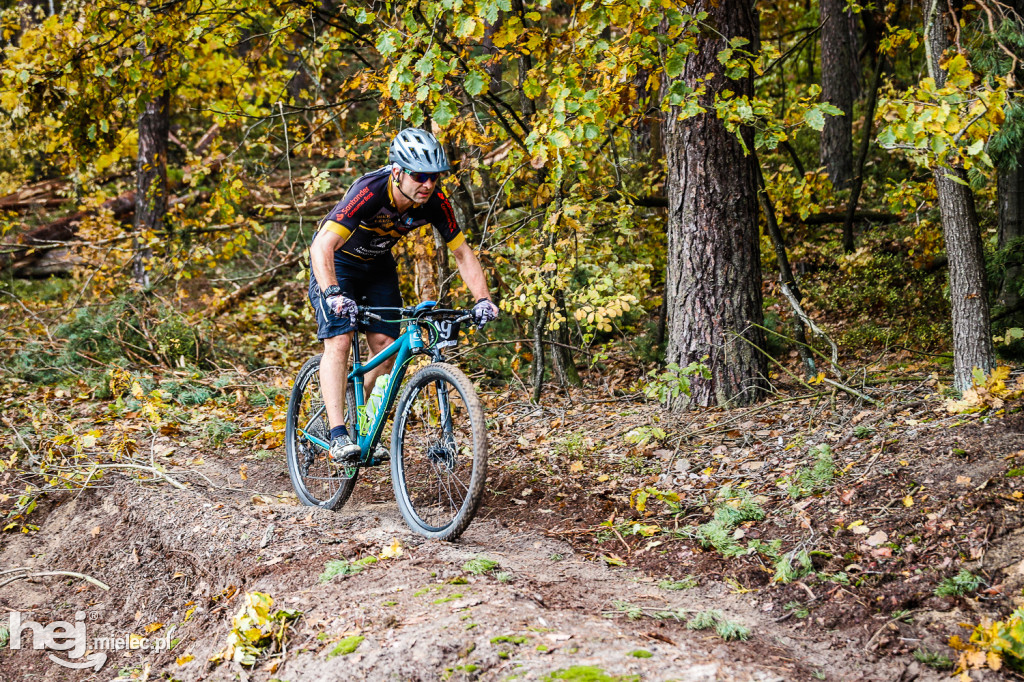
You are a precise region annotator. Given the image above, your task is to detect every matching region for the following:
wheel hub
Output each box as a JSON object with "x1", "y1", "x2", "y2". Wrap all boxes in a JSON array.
[{"x1": 426, "y1": 433, "x2": 458, "y2": 470}]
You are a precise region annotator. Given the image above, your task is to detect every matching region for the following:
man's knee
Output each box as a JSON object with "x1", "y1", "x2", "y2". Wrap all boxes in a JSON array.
[
  {"x1": 323, "y1": 333, "x2": 353, "y2": 357},
  {"x1": 366, "y1": 332, "x2": 395, "y2": 352}
]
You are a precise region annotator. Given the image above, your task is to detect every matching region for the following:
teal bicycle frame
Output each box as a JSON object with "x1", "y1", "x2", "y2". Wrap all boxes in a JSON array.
[{"x1": 298, "y1": 300, "x2": 457, "y2": 467}]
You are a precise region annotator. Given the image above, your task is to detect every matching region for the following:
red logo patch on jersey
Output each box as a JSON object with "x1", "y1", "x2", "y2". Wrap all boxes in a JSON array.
[{"x1": 337, "y1": 186, "x2": 372, "y2": 219}]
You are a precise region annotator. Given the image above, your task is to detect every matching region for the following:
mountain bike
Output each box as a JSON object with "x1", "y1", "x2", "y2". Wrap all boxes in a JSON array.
[{"x1": 284, "y1": 301, "x2": 488, "y2": 541}]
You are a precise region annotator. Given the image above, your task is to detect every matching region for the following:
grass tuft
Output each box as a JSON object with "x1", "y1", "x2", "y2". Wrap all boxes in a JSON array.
[
  {"x1": 658, "y1": 575, "x2": 698, "y2": 591},
  {"x1": 461, "y1": 556, "x2": 500, "y2": 575},
  {"x1": 913, "y1": 648, "x2": 954, "y2": 669},
  {"x1": 319, "y1": 556, "x2": 377, "y2": 583}
]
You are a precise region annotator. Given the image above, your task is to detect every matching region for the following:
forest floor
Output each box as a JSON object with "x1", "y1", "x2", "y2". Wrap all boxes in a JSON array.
[{"x1": 2, "y1": 355, "x2": 1024, "y2": 682}]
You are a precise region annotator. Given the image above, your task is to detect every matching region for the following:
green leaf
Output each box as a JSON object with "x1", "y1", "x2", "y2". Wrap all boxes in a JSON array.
[
  {"x1": 376, "y1": 31, "x2": 397, "y2": 57},
  {"x1": 666, "y1": 54, "x2": 686, "y2": 78},
  {"x1": 464, "y1": 71, "x2": 488, "y2": 97},
  {"x1": 523, "y1": 78, "x2": 543, "y2": 100},
  {"x1": 966, "y1": 138, "x2": 984, "y2": 156},
  {"x1": 803, "y1": 107, "x2": 825, "y2": 131},
  {"x1": 433, "y1": 98, "x2": 459, "y2": 127},
  {"x1": 944, "y1": 171, "x2": 970, "y2": 186},
  {"x1": 877, "y1": 127, "x2": 897, "y2": 148},
  {"x1": 548, "y1": 130, "x2": 571, "y2": 148}
]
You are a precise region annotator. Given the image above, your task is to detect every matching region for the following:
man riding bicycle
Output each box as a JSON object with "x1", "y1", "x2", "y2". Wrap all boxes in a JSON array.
[{"x1": 308, "y1": 128, "x2": 499, "y2": 464}]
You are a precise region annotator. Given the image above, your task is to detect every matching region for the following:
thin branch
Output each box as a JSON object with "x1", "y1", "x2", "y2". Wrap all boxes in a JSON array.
[{"x1": 0, "y1": 568, "x2": 110, "y2": 591}]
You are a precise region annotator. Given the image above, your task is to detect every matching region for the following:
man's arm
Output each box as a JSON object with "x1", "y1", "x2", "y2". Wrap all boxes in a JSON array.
[
  {"x1": 451, "y1": 241, "x2": 497, "y2": 309},
  {"x1": 310, "y1": 230, "x2": 345, "y2": 290}
]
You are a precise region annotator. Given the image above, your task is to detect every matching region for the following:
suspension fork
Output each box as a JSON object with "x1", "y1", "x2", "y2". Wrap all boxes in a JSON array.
[{"x1": 433, "y1": 380, "x2": 452, "y2": 436}]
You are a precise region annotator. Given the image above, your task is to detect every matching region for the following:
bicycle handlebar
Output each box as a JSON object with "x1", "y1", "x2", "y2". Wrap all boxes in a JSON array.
[{"x1": 357, "y1": 305, "x2": 472, "y2": 325}]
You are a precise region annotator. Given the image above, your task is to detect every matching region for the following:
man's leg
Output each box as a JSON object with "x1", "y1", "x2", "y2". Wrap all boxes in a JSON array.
[
  {"x1": 362, "y1": 331, "x2": 397, "y2": 398},
  {"x1": 320, "y1": 333, "x2": 352, "y2": 430}
]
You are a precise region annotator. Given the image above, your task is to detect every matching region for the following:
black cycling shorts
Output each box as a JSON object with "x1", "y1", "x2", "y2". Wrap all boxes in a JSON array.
[{"x1": 309, "y1": 253, "x2": 403, "y2": 340}]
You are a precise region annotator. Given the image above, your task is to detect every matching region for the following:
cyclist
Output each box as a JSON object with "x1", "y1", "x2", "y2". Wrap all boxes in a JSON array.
[{"x1": 308, "y1": 128, "x2": 499, "y2": 464}]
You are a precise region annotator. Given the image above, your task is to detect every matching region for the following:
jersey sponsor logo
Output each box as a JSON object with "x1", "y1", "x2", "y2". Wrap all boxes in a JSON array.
[
  {"x1": 437, "y1": 190, "x2": 457, "y2": 231},
  {"x1": 336, "y1": 186, "x2": 372, "y2": 220}
]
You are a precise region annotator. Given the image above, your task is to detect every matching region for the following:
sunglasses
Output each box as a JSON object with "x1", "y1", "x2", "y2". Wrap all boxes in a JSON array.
[{"x1": 402, "y1": 169, "x2": 441, "y2": 183}]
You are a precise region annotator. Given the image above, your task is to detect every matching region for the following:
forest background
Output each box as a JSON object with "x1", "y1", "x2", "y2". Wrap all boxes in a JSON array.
[{"x1": 2, "y1": 0, "x2": 1024, "y2": 677}]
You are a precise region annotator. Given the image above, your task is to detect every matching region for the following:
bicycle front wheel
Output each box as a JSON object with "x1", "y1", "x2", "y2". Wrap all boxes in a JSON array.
[
  {"x1": 391, "y1": 362, "x2": 488, "y2": 541},
  {"x1": 285, "y1": 354, "x2": 358, "y2": 510}
]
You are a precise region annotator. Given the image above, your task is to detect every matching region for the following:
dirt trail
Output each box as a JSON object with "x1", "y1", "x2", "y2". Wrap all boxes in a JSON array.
[{"x1": 0, "y1": 442, "x2": 936, "y2": 682}]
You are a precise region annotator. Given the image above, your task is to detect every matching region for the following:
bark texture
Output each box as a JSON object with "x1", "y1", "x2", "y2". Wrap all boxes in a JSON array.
[
  {"x1": 134, "y1": 87, "x2": 171, "y2": 287},
  {"x1": 819, "y1": 0, "x2": 861, "y2": 189},
  {"x1": 996, "y1": 0, "x2": 1024, "y2": 311},
  {"x1": 663, "y1": 0, "x2": 767, "y2": 408},
  {"x1": 925, "y1": 0, "x2": 995, "y2": 388},
  {"x1": 997, "y1": 162, "x2": 1024, "y2": 310}
]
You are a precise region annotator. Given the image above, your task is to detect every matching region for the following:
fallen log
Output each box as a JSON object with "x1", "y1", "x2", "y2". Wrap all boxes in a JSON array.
[
  {"x1": 3, "y1": 190, "x2": 215, "y2": 276},
  {"x1": 0, "y1": 179, "x2": 68, "y2": 209},
  {"x1": 0, "y1": 191, "x2": 137, "y2": 273}
]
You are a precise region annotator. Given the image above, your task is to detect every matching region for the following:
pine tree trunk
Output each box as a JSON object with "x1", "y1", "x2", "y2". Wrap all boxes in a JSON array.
[
  {"x1": 925, "y1": 0, "x2": 995, "y2": 388},
  {"x1": 819, "y1": 0, "x2": 860, "y2": 190},
  {"x1": 133, "y1": 86, "x2": 170, "y2": 288},
  {"x1": 662, "y1": 0, "x2": 767, "y2": 409}
]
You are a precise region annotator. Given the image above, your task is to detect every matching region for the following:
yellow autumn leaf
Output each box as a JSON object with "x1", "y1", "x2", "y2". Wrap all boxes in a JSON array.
[
  {"x1": 902, "y1": 495, "x2": 914, "y2": 507},
  {"x1": 966, "y1": 649, "x2": 988, "y2": 667},
  {"x1": 144, "y1": 622, "x2": 164, "y2": 634},
  {"x1": 569, "y1": 461, "x2": 584, "y2": 473},
  {"x1": 597, "y1": 474, "x2": 609, "y2": 482},
  {"x1": 381, "y1": 538, "x2": 404, "y2": 559},
  {"x1": 239, "y1": 464, "x2": 248, "y2": 481},
  {"x1": 176, "y1": 654, "x2": 194, "y2": 665},
  {"x1": 987, "y1": 651, "x2": 1003, "y2": 670}
]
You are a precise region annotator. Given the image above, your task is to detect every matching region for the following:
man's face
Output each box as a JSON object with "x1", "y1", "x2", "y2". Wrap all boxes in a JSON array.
[{"x1": 394, "y1": 168, "x2": 438, "y2": 203}]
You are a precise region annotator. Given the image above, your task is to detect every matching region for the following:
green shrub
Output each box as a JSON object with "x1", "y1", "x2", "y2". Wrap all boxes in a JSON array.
[{"x1": 935, "y1": 569, "x2": 982, "y2": 597}]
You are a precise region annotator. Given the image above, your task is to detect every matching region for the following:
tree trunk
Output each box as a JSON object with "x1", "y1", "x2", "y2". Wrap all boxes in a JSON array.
[
  {"x1": 531, "y1": 305, "x2": 547, "y2": 403},
  {"x1": 551, "y1": 290, "x2": 582, "y2": 388},
  {"x1": 995, "y1": 0, "x2": 1024, "y2": 312},
  {"x1": 925, "y1": 0, "x2": 995, "y2": 388},
  {"x1": 819, "y1": 0, "x2": 861, "y2": 190},
  {"x1": 133, "y1": 84, "x2": 170, "y2": 288},
  {"x1": 662, "y1": 0, "x2": 768, "y2": 408},
  {"x1": 432, "y1": 227, "x2": 453, "y2": 304},
  {"x1": 997, "y1": 147, "x2": 1024, "y2": 311}
]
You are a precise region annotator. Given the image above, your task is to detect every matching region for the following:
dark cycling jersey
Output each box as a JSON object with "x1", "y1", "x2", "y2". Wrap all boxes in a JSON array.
[{"x1": 315, "y1": 165, "x2": 465, "y2": 261}]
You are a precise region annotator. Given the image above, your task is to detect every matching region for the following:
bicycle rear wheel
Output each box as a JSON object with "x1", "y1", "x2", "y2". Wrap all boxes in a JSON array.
[
  {"x1": 390, "y1": 362, "x2": 488, "y2": 541},
  {"x1": 285, "y1": 354, "x2": 358, "y2": 510}
]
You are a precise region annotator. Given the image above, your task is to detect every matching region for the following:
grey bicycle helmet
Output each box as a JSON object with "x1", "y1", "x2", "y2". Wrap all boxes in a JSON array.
[{"x1": 388, "y1": 128, "x2": 451, "y2": 173}]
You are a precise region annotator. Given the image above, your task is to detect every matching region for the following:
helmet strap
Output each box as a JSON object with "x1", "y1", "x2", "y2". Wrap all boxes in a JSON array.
[{"x1": 391, "y1": 170, "x2": 425, "y2": 209}]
